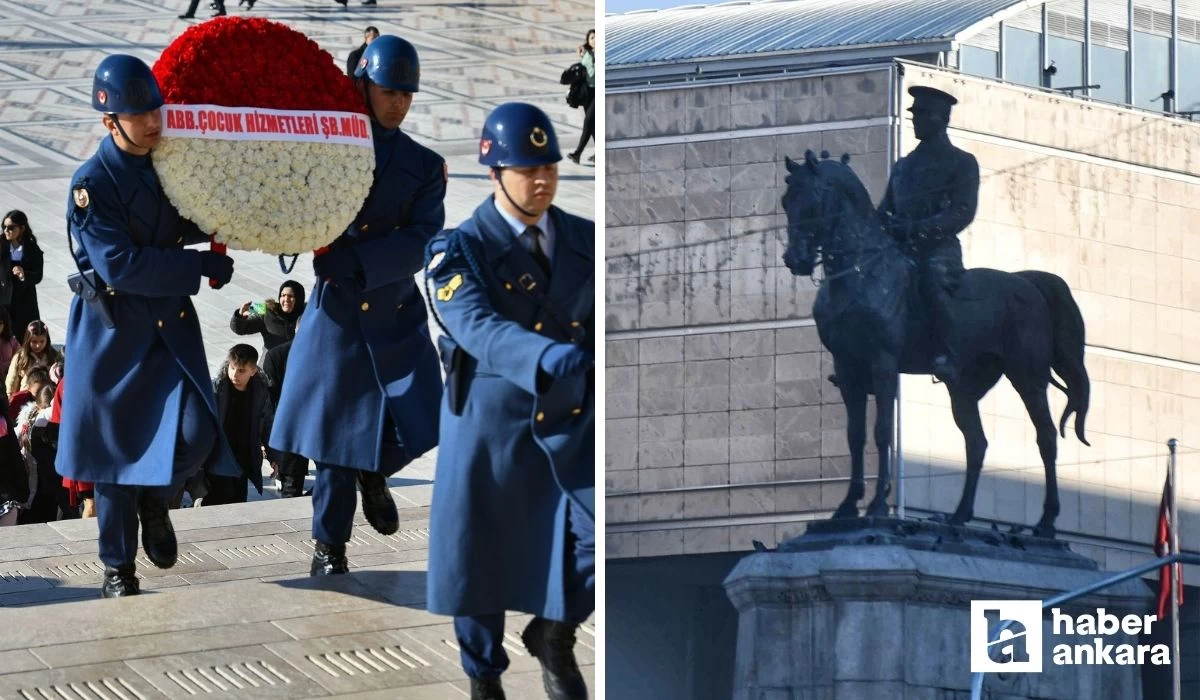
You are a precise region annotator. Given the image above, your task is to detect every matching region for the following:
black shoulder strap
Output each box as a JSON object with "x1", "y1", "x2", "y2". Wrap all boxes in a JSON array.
[{"x1": 66, "y1": 185, "x2": 105, "y2": 296}]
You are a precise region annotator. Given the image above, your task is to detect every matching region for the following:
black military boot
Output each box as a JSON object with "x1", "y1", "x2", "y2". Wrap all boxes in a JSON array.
[
  {"x1": 137, "y1": 492, "x2": 177, "y2": 569},
  {"x1": 358, "y1": 471, "x2": 399, "y2": 535},
  {"x1": 310, "y1": 542, "x2": 349, "y2": 576},
  {"x1": 469, "y1": 677, "x2": 506, "y2": 700},
  {"x1": 521, "y1": 618, "x2": 588, "y2": 700},
  {"x1": 101, "y1": 563, "x2": 140, "y2": 598}
]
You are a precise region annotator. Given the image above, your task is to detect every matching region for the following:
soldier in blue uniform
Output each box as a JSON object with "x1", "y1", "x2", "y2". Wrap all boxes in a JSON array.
[
  {"x1": 877, "y1": 85, "x2": 979, "y2": 384},
  {"x1": 59, "y1": 55, "x2": 238, "y2": 598},
  {"x1": 270, "y1": 35, "x2": 446, "y2": 573},
  {"x1": 424, "y1": 103, "x2": 595, "y2": 700}
]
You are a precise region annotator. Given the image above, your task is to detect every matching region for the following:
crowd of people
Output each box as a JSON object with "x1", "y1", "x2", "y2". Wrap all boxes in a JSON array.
[
  {"x1": 0, "y1": 278, "x2": 309, "y2": 524},
  {"x1": 0, "y1": 211, "x2": 63, "y2": 526},
  {"x1": 179, "y1": 0, "x2": 378, "y2": 20},
  {"x1": 3, "y1": 29, "x2": 594, "y2": 700}
]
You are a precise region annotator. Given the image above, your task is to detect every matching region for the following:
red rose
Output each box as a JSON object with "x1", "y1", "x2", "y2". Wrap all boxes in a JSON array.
[{"x1": 154, "y1": 17, "x2": 365, "y2": 115}]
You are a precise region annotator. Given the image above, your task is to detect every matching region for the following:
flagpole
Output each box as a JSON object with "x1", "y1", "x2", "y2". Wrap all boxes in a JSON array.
[{"x1": 1167, "y1": 437, "x2": 1180, "y2": 700}]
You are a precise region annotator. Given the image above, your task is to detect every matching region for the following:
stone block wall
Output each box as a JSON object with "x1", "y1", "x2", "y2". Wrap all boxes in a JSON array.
[
  {"x1": 606, "y1": 63, "x2": 1200, "y2": 574},
  {"x1": 895, "y1": 65, "x2": 1200, "y2": 575},
  {"x1": 605, "y1": 68, "x2": 893, "y2": 558}
]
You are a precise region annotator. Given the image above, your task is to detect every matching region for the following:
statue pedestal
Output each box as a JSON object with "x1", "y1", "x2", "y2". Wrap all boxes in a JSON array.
[{"x1": 724, "y1": 519, "x2": 1152, "y2": 700}]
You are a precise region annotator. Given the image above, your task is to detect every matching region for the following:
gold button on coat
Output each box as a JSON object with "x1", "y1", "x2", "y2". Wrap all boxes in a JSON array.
[
  {"x1": 179, "y1": 310, "x2": 186, "y2": 318},
  {"x1": 504, "y1": 282, "x2": 513, "y2": 291},
  {"x1": 360, "y1": 224, "x2": 369, "y2": 232},
  {"x1": 360, "y1": 302, "x2": 370, "y2": 311},
  {"x1": 571, "y1": 408, "x2": 582, "y2": 416},
  {"x1": 156, "y1": 320, "x2": 163, "y2": 328},
  {"x1": 536, "y1": 412, "x2": 545, "y2": 422},
  {"x1": 570, "y1": 321, "x2": 581, "y2": 328},
  {"x1": 534, "y1": 322, "x2": 543, "y2": 332}
]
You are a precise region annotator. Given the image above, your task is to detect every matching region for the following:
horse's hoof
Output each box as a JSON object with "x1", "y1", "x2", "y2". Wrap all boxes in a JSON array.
[
  {"x1": 947, "y1": 511, "x2": 972, "y2": 527},
  {"x1": 832, "y1": 503, "x2": 859, "y2": 520},
  {"x1": 866, "y1": 499, "x2": 890, "y2": 518},
  {"x1": 1032, "y1": 524, "x2": 1056, "y2": 539}
]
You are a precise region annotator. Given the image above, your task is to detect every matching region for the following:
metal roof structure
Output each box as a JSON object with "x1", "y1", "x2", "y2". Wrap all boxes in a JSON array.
[{"x1": 607, "y1": 0, "x2": 1042, "y2": 68}]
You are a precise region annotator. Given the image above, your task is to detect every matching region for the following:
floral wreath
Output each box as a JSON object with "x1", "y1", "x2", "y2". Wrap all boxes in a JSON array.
[{"x1": 152, "y1": 17, "x2": 373, "y2": 256}]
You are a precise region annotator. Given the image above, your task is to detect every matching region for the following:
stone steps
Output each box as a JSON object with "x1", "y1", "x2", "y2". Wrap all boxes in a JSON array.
[
  {"x1": 0, "y1": 493, "x2": 430, "y2": 607},
  {"x1": 0, "y1": 494, "x2": 596, "y2": 698}
]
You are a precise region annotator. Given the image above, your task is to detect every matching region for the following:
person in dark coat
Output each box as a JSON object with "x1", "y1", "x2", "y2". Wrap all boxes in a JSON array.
[
  {"x1": 345, "y1": 26, "x2": 379, "y2": 76},
  {"x1": 565, "y1": 29, "x2": 595, "y2": 165},
  {"x1": 0, "y1": 415, "x2": 28, "y2": 526},
  {"x1": 261, "y1": 326, "x2": 309, "y2": 497},
  {"x1": 0, "y1": 211, "x2": 43, "y2": 334},
  {"x1": 876, "y1": 85, "x2": 979, "y2": 384},
  {"x1": 58, "y1": 55, "x2": 238, "y2": 598},
  {"x1": 208, "y1": 344, "x2": 277, "y2": 505},
  {"x1": 16, "y1": 382, "x2": 61, "y2": 524},
  {"x1": 230, "y1": 280, "x2": 305, "y2": 352},
  {"x1": 178, "y1": 0, "x2": 225, "y2": 19},
  {"x1": 272, "y1": 35, "x2": 445, "y2": 576},
  {"x1": 424, "y1": 103, "x2": 594, "y2": 700}
]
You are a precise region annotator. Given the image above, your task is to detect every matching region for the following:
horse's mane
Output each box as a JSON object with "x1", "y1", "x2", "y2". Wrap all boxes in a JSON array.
[{"x1": 784, "y1": 150, "x2": 875, "y2": 217}]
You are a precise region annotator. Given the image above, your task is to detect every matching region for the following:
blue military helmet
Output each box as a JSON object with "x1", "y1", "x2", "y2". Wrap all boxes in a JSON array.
[
  {"x1": 91, "y1": 54, "x2": 164, "y2": 114},
  {"x1": 354, "y1": 35, "x2": 420, "y2": 93},
  {"x1": 478, "y1": 102, "x2": 561, "y2": 168}
]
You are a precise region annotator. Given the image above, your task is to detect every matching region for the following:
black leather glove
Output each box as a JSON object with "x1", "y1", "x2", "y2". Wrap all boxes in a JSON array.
[
  {"x1": 314, "y1": 248, "x2": 361, "y2": 286},
  {"x1": 199, "y1": 251, "x2": 234, "y2": 287}
]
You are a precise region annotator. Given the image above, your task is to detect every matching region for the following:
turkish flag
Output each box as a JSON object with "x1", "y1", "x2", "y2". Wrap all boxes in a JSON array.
[{"x1": 1155, "y1": 471, "x2": 1184, "y2": 619}]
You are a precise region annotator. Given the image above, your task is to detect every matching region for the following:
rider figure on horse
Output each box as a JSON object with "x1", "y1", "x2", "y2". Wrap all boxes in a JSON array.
[{"x1": 878, "y1": 86, "x2": 980, "y2": 384}]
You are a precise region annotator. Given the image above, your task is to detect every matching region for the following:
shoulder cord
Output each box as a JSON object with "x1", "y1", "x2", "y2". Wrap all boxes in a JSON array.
[{"x1": 423, "y1": 230, "x2": 489, "y2": 340}]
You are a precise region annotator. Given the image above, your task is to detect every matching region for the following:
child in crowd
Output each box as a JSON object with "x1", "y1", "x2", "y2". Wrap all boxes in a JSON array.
[
  {"x1": 0, "y1": 415, "x2": 26, "y2": 526},
  {"x1": 6, "y1": 321, "x2": 60, "y2": 398},
  {"x1": 17, "y1": 382, "x2": 58, "y2": 523},
  {"x1": 207, "y1": 344, "x2": 278, "y2": 505},
  {"x1": 8, "y1": 366, "x2": 50, "y2": 424}
]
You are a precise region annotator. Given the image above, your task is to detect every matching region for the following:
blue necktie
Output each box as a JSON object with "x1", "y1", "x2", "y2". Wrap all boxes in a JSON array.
[{"x1": 526, "y1": 226, "x2": 551, "y2": 278}]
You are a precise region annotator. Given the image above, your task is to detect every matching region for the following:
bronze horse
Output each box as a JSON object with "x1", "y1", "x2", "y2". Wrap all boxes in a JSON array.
[{"x1": 780, "y1": 150, "x2": 1089, "y2": 537}]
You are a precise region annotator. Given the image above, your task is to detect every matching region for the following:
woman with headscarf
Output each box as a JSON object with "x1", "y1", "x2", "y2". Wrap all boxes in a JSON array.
[{"x1": 229, "y1": 280, "x2": 306, "y2": 352}]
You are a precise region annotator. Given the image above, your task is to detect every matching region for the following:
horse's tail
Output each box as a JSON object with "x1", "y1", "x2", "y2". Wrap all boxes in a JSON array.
[{"x1": 1015, "y1": 270, "x2": 1091, "y2": 447}]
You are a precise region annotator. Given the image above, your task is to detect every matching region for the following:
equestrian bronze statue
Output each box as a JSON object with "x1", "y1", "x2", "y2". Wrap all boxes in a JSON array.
[{"x1": 780, "y1": 86, "x2": 1090, "y2": 538}]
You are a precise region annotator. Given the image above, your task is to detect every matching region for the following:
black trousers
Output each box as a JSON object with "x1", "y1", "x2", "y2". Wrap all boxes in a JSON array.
[
  {"x1": 203, "y1": 474, "x2": 248, "y2": 505},
  {"x1": 914, "y1": 239, "x2": 963, "y2": 359},
  {"x1": 183, "y1": 0, "x2": 225, "y2": 15},
  {"x1": 571, "y1": 95, "x2": 594, "y2": 158},
  {"x1": 276, "y1": 452, "x2": 310, "y2": 497}
]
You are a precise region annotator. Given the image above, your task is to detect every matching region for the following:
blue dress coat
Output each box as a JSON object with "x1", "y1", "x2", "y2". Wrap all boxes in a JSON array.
[
  {"x1": 56, "y1": 135, "x2": 238, "y2": 486},
  {"x1": 425, "y1": 198, "x2": 595, "y2": 621},
  {"x1": 270, "y1": 124, "x2": 446, "y2": 472}
]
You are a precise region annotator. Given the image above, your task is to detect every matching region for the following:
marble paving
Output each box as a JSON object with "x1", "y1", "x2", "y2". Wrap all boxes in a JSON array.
[
  {"x1": 0, "y1": 0, "x2": 596, "y2": 369},
  {"x1": 0, "y1": 0, "x2": 597, "y2": 696},
  {"x1": 0, "y1": 0, "x2": 597, "y2": 501}
]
